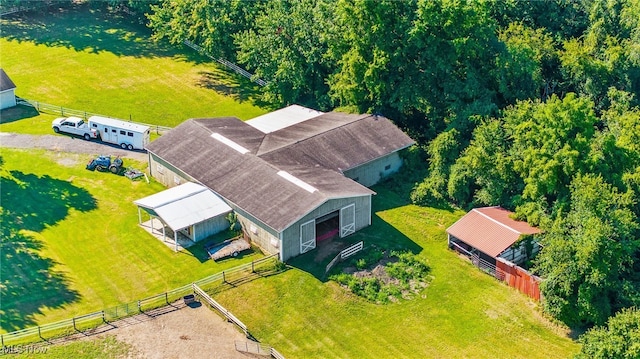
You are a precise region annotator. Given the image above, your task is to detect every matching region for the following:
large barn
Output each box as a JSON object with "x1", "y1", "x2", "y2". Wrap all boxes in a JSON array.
[
  {"x1": 146, "y1": 107, "x2": 414, "y2": 260},
  {"x1": 0, "y1": 69, "x2": 17, "y2": 110}
]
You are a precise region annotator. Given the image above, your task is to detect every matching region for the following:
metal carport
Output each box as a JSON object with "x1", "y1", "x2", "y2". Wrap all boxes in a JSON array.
[{"x1": 134, "y1": 182, "x2": 232, "y2": 251}]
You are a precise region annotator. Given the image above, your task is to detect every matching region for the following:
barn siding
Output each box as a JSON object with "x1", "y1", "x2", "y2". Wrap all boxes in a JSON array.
[
  {"x1": 0, "y1": 90, "x2": 16, "y2": 110},
  {"x1": 149, "y1": 153, "x2": 193, "y2": 188},
  {"x1": 193, "y1": 214, "x2": 231, "y2": 242},
  {"x1": 343, "y1": 152, "x2": 403, "y2": 187},
  {"x1": 236, "y1": 210, "x2": 280, "y2": 256},
  {"x1": 280, "y1": 195, "x2": 371, "y2": 261}
]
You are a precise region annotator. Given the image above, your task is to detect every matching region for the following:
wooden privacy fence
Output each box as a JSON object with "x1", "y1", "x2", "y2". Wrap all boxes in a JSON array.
[
  {"x1": 495, "y1": 258, "x2": 542, "y2": 301},
  {"x1": 0, "y1": 254, "x2": 279, "y2": 346},
  {"x1": 450, "y1": 242, "x2": 541, "y2": 301},
  {"x1": 325, "y1": 241, "x2": 364, "y2": 273},
  {"x1": 16, "y1": 98, "x2": 173, "y2": 134}
]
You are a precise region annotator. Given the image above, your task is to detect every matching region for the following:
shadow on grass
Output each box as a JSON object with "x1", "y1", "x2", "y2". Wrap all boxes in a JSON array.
[
  {"x1": 0, "y1": 2, "x2": 203, "y2": 62},
  {"x1": 0, "y1": 167, "x2": 97, "y2": 331},
  {"x1": 196, "y1": 71, "x2": 262, "y2": 104},
  {"x1": 0, "y1": 104, "x2": 41, "y2": 125},
  {"x1": 287, "y1": 212, "x2": 422, "y2": 282}
]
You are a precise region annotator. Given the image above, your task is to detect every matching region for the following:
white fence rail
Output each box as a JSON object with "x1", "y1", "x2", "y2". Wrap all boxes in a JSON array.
[
  {"x1": 0, "y1": 255, "x2": 279, "y2": 346},
  {"x1": 16, "y1": 98, "x2": 173, "y2": 134},
  {"x1": 193, "y1": 284, "x2": 248, "y2": 336},
  {"x1": 0, "y1": 1, "x2": 53, "y2": 16},
  {"x1": 183, "y1": 40, "x2": 267, "y2": 86},
  {"x1": 325, "y1": 241, "x2": 365, "y2": 274}
]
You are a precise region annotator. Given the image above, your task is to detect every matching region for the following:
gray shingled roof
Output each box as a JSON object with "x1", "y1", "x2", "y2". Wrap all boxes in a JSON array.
[
  {"x1": 146, "y1": 112, "x2": 414, "y2": 232},
  {"x1": 259, "y1": 113, "x2": 415, "y2": 172},
  {"x1": 0, "y1": 69, "x2": 16, "y2": 92}
]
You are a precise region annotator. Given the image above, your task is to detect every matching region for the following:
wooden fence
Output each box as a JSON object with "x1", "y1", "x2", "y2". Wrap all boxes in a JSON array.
[
  {"x1": 235, "y1": 340, "x2": 286, "y2": 358},
  {"x1": 0, "y1": 1, "x2": 53, "y2": 16},
  {"x1": 450, "y1": 241, "x2": 541, "y2": 301},
  {"x1": 16, "y1": 98, "x2": 173, "y2": 134},
  {"x1": 0, "y1": 254, "x2": 279, "y2": 346},
  {"x1": 183, "y1": 40, "x2": 267, "y2": 86},
  {"x1": 193, "y1": 284, "x2": 248, "y2": 336},
  {"x1": 325, "y1": 241, "x2": 364, "y2": 273},
  {"x1": 495, "y1": 258, "x2": 542, "y2": 301}
]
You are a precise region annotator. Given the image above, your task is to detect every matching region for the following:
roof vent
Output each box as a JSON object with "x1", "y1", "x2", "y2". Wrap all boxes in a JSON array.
[
  {"x1": 211, "y1": 133, "x2": 249, "y2": 154},
  {"x1": 277, "y1": 171, "x2": 317, "y2": 193}
]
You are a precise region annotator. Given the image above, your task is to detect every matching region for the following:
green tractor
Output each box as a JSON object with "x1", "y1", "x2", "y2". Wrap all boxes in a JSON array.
[{"x1": 86, "y1": 155, "x2": 123, "y2": 174}]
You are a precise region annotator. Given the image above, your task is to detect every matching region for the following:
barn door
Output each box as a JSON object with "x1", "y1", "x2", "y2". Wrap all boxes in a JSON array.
[
  {"x1": 300, "y1": 220, "x2": 316, "y2": 254},
  {"x1": 340, "y1": 204, "x2": 355, "y2": 237}
]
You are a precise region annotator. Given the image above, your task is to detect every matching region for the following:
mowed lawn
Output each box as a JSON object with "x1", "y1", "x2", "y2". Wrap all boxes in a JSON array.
[
  {"x1": 0, "y1": 2, "x2": 267, "y2": 134},
  {"x1": 0, "y1": 148, "x2": 264, "y2": 332},
  {"x1": 213, "y1": 187, "x2": 580, "y2": 358}
]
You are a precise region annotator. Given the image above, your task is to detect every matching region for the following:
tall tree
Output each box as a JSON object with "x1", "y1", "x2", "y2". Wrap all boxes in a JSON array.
[
  {"x1": 576, "y1": 308, "x2": 640, "y2": 359},
  {"x1": 535, "y1": 174, "x2": 640, "y2": 327},
  {"x1": 147, "y1": 0, "x2": 265, "y2": 61},
  {"x1": 234, "y1": 0, "x2": 334, "y2": 108}
]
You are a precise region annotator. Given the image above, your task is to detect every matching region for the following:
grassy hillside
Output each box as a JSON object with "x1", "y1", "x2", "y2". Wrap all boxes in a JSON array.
[
  {"x1": 213, "y1": 186, "x2": 580, "y2": 358},
  {"x1": 0, "y1": 3, "x2": 267, "y2": 135},
  {"x1": 0, "y1": 148, "x2": 263, "y2": 332}
]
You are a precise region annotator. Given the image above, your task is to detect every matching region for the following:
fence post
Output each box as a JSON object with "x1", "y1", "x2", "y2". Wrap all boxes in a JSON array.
[
  {"x1": 165, "y1": 292, "x2": 169, "y2": 305},
  {"x1": 222, "y1": 271, "x2": 226, "y2": 283},
  {"x1": 1, "y1": 333, "x2": 3, "y2": 347},
  {"x1": 102, "y1": 310, "x2": 106, "y2": 324},
  {"x1": 251, "y1": 260, "x2": 255, "y2": 273},
  {"x1": 38, "y1": 326, "x2": 42, "y2": 339},
  {"x1": 61, "y1": 106, "x2": 64, "y2": 116},
  {"x1": 73, "y1": 317, "x2": 77, "y2": 331},
  {"x1": 138, "y1": 300, "x2": 142, "y2": 313}
]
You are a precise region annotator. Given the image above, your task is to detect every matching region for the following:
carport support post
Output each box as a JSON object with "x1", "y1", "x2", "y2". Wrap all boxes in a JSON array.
[{"x1": 174, "y1": 231, "x2": 178, "y2": 252}]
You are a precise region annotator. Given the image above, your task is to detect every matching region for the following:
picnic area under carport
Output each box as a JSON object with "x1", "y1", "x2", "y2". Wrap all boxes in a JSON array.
[{"x1": 134, "y1": 182, "x2": 232, "y2": 252}]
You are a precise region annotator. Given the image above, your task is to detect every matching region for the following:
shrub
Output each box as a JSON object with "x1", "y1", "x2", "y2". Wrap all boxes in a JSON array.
[{"x1": 331, "y1": 251, "x2": 432, "y2": 304}]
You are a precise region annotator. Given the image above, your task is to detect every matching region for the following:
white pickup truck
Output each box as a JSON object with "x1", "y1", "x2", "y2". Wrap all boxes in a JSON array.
[{"x1": 52, "y1": 116, "x2": 98, "y2": 140}]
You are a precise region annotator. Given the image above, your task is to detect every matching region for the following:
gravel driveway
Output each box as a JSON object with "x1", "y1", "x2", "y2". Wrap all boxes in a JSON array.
[{"x1": 0, "y1": 132, "x2": 149, "y2": 162}]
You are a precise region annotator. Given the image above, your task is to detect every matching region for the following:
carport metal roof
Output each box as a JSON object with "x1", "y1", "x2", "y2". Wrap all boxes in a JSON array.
[{"x1": 134, "y1": 182, "x2": 232, "y2": 231}]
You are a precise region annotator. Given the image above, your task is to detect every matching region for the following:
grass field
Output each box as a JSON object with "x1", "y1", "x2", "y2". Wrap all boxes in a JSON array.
[
  {"x1": 0, "y1": 148, "x2": 263, "y2": 332},
  {"x1": 212, "y1": 186, "x2": 580, "y2": 358},
  {"x1": 0, "y1": 2, "x2": 267, "y2": 135}
]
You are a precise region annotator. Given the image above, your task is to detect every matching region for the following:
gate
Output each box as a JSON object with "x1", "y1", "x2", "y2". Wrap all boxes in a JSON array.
[
  {"x1": 340, "y1": 204, "x2": 355, "y2": 237},
  {"x1": 300, "y1": 220, "x2": 316, "y2": 253}
]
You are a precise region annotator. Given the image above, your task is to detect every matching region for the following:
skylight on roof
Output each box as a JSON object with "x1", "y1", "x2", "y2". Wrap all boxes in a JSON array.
[
  {"x1": 211, "y1": 133, "x2": 249, "y2": 154},
  {"x1": 277, "y1": 171, "x2": 317, "y2": 193}
]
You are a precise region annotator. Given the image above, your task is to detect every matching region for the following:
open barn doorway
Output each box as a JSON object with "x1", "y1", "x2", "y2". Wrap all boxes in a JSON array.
[{"x1": 316, "y1": 210, "x2": 339, "y2": 243}]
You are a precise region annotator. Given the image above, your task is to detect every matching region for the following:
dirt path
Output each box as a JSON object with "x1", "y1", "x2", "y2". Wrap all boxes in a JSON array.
[
  {"x1": 47, "y1": 303, "x2": 260, "y2": 359},
  {"x1": 0, "y1": 132, "x2": 149, "y2": 162},
  {"x1": 106, "y1": 303, "x2": 255, "y2": 359}
]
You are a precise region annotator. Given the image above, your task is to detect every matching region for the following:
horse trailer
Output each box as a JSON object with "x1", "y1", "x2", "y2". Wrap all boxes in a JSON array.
[{"x1": 88, "y1": 116, "x2": 150, "y2": 150}]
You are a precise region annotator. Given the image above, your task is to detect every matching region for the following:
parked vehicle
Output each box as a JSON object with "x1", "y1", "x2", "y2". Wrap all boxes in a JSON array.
[
  {"x1": 86, "y1": 155, "x2": 123, "y2": 173},
  {"x1": 51, "y1": 116, "x2": 98, "y2": 140},
  {"x1": 51, "y1": 115, "x2": 150, "y2": 150},
  {"x1": 87, "y1": 116, "x2": 150, "y2": 150}
]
